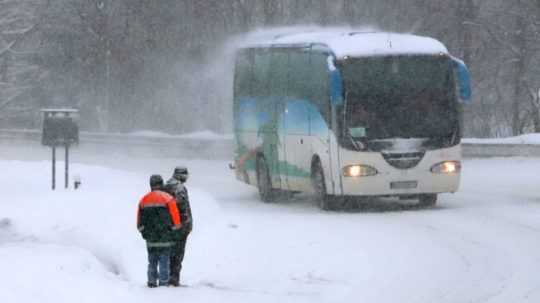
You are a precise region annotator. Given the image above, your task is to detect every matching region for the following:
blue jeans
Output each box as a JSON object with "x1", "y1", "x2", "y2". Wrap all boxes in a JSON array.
[{"x1": 147, "y1": 246, "x2": 171, "y2": 285}]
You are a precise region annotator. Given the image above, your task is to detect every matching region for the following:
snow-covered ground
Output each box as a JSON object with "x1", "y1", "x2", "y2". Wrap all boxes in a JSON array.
[
  {"x1": 463, "y1": 133, "x2": 540, "y2": 145},
  {"x1": 1, "y1": 142, "x2": 540, "y2": 303}
]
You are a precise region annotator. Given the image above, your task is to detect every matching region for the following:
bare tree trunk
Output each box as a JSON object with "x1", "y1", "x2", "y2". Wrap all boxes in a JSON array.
[
  {"x1": 0, "y1": 54, "x2": 9, "y2": 83},
  {"x1": 342, "y1": 0, "x2": 356, "y2": 25},
  {"x1": 512, "y1": 16, "x2": 527, "y2": 136},
  {"x1": 531, "y1": 100, "x2": 540, "y2": 133},
  {"x1": 319, "y1": 0, "x2": 329, "y2": 25},
  {"x1": 456, "y1": 0, "x2": 476, "y2": 64},
  {"x1": 461, "y1": 0, "x2": 475, "y2": 65},
  {"x1": 236, "y1": 0, "x2": 256, "y2": 31},
  {"x1": 263, "y1": 0, "x2": 278, "y2": 26}
]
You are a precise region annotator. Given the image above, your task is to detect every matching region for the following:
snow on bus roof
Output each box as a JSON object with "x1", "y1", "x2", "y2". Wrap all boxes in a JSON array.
[{"x1": 241, "y1": 28, "x2": 448, "y2": 59}]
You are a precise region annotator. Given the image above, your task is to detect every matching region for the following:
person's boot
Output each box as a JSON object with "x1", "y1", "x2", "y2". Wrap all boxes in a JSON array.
[
  {"x1": 147, "y1": 281, "x2": 158, "y2": 288},
  {"x1": 169, "y1": 272, "x2": 180, "y2": 287}
]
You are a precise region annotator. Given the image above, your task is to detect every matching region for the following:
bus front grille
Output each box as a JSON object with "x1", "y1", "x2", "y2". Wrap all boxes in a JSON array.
[{"x1": 382, "y1": 152, "x2": 425, "y2": 169}]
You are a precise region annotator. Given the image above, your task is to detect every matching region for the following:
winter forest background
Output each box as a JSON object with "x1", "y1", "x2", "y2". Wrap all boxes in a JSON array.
[{"x1": 1, "y1": 0, "x2": 539, "y2": 137}]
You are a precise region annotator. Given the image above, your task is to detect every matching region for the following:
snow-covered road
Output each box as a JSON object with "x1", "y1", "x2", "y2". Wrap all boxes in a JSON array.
[{"x1": 1, "y1": 142, "x2": 540, "y2": 303}]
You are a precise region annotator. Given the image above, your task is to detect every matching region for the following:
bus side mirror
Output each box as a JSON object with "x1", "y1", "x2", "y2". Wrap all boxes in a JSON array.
[{"x1": 451, "y1": 57, "x2": 472, "y2": 104}]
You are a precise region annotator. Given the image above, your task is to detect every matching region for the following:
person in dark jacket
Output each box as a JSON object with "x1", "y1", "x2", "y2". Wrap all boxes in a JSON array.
[
  {"x1": 137, "y1": 174, "x2": 182, "y2": 288},
  {"x1": 164, "y1": 166, "x2": 193, "y2": 286}
]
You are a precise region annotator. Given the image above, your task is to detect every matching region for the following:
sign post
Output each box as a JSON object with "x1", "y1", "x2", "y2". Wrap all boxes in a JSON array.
[
  {"x1": 41, "y1": 109, "x2": 79, "y2": 190},
  {"x1": 52, "y1": 146, "x2": 56, "y2": 190},
  {"x1": 65, "y1": 144, "x2": 69, "y2": 189}
]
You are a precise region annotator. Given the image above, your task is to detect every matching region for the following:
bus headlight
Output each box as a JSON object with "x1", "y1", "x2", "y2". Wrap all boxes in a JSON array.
[
  {"x1": 430, "y1": 161, "x2": 461, "y2": 174},
  {"x1": 343, "y1": 165, "x2": 378, "y2": 177}
]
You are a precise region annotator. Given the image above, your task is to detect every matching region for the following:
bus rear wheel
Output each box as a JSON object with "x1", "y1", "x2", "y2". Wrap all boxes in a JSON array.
[
  {"x1": 418, "y1": 194, "x2": 437, "y2": 207},
  {"x1": 312, "y1": 161, "x2": 333, "y2": 211},
  {"x1": 256, "y1": 157, "x2": 276, "y2": 203}
]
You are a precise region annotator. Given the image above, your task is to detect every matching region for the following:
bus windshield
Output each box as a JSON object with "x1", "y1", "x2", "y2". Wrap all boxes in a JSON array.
[{"x1": 341, "y1": 55, "x2": 458, "y2": 149}]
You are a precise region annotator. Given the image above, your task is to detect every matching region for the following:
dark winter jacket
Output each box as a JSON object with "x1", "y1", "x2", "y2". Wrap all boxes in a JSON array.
[
  {"x1": 137, "y1": 190, "x2": 182, "y2": 247},
  {"x1": 165, "y1": 178, "x2": 193, "y2": 236}
]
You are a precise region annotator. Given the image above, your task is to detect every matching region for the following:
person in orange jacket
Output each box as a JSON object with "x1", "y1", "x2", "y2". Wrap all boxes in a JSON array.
[{"x1": 137, "y1": 175, "x2": 182, "y2": 287}]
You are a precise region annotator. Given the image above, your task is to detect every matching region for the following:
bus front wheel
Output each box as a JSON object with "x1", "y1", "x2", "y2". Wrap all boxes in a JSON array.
[
  {"x1": 418, "y1": 194, "x2": 437, "y2": 207},
  {"x1": 256, "y1": 157, "x2": 276, "y2": 203},
  {"x1": 312, "y1": 161, "x2": 333, "y2": 210}
]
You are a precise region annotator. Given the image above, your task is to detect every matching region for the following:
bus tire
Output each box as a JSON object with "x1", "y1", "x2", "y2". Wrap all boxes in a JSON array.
[
  {"x1": 256, "y1": 156, "x2": 276, "y2": 203},
  {"x1": 312, "y1": 160, "x2": 333, "y2": 210},
  {"x1": 418, "y1": 194, "x2": 437, "y2": 207}
]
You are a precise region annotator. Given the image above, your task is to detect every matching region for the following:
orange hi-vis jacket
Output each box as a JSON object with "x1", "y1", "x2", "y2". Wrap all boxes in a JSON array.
[{"x1": 137, "y1": 190, "x2": 181, "y2": 247}]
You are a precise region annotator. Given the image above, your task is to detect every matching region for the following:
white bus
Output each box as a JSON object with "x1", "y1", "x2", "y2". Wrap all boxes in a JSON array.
[{"x1": 232, "y1": 30, "x2": 472, "y2": 210}]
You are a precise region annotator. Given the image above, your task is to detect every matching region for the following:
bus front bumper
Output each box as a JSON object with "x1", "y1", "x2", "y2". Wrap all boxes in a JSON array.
[
  {"x1": 338, "y1": 145, "x2": 462, "y2": 196},
  {"x1": 341, "y1": 171, "x2": 460, "y2": 196}
]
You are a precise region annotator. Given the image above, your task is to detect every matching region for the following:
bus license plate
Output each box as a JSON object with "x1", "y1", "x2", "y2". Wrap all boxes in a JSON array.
[{"x1": 390, "y1": 181, "x2": 418, "y2": 189}]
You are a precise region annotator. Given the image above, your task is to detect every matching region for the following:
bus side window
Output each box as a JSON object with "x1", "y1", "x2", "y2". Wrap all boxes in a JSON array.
[
  {"x1": 253, "y1": 49, "x2": 271, "y2": 98},
  {"x1": 269, "y1": 50, "x2": 289, "y2": 98},
  {"x1": 234, "y1": 50, "x2": 253, "y2": 99},
  {"x1": 288, "y1": 51, "x2": 311, "y2": 102},
  {"x1": 309, "y1": 52, "x2": 331, "y2": 122},
  {"x1": 234, "y1": 50, "x2": 254, "y2": 132}
]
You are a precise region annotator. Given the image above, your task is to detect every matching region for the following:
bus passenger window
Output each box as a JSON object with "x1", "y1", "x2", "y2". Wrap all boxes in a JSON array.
[
  {"x1": 234, "y1": 50, "x2": 253, "y2": 98},
  {"x1": 288, "y1": 51, "x2": 311, "y2": 102},
  {"x1": 269, "y1": 51, "x2": 289, "y2": 98},
  {"x1": 253, "y1": 50, "x2": 271, "y2": 97}
]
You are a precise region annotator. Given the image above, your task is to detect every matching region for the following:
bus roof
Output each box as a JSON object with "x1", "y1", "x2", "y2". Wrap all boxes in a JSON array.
[{"x1": 242, "y1": 30, "x2": 449, "y2": 59}]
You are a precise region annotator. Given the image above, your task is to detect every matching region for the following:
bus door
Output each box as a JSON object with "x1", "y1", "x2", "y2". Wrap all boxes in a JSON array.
[
  {"x1": 265, "y1": 49, "x2": 289, "y2": 190},
  {"x1": 257, "y1": 100, "x2": 282, "y2": 189},
  {"x1": 284, "y1": 50, "x2": 317, "y2": 192},
  {"x1": 277, "y1": 100, "x2": 289, "y2": 190}
]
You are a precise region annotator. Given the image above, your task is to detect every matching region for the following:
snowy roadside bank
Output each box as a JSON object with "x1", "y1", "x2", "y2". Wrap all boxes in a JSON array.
[
  {"x1": 463, "y1": 133, "x2": 540, "y2": 145},
  {"x1": 0, "y1": 160, "x2": 300, "y2": 303},
  {"x1": 1, "y1": 154, "x2": 540, "y2": 302}
]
